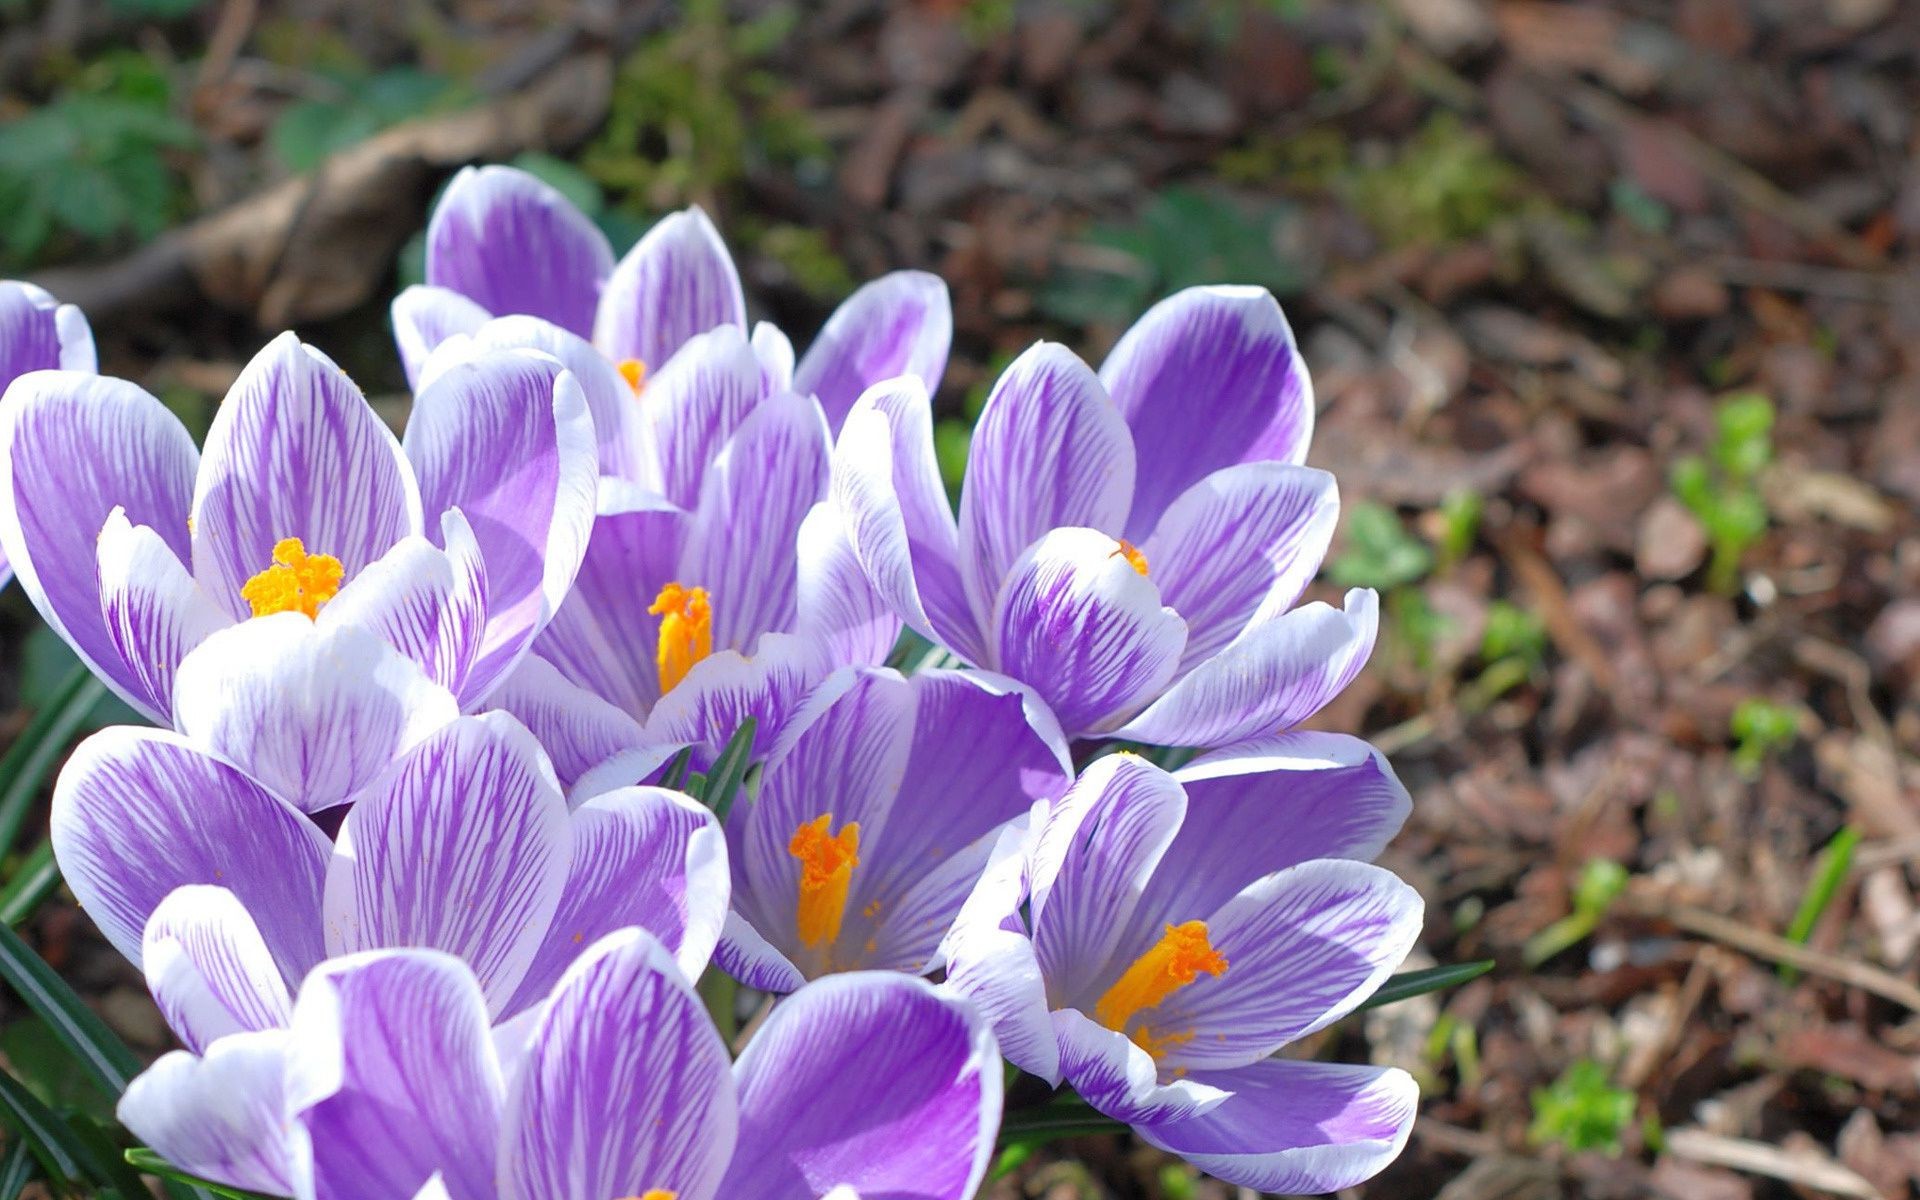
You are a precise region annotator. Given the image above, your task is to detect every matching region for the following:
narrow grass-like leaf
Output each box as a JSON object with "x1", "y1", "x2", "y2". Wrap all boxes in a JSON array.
[
  {"x1": 0, "y1": 1133, "x2": 35, "y2": 1199},
  {"x1": 0, "y1": 841, "x2": 58, "y2": 926},
  {"x1": 1358, "y1": 960, "x2": 1494, "y2": 1011},
  {"x1": 699, "y1": 718, "x2": 756, "y2": 823},
  {"x1": 0, "y1": 1067, "x2": 87, "y2": 1186},
  {"x1": 658, "y1": 746, "x2": 694, "y2": 792},
  {"x1": 0, "y1": 665, "x2": 106, "y2": 853},
  {"x1": 1782, "y1": 825, "x2": 1861, "y2": 984},
  {"x1": 125, "y1": 1149, "x2": 280, "y2": 1200},
  {"x1": 0, "y1": 921, "x2": 141, "y2": 1094}
]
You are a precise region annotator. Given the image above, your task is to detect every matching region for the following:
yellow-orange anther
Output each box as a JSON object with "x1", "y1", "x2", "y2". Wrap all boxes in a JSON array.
[
  {"x1": 617, "y1": 358, "x2": 648, "y2": 395},
  {"x1": 1094, "y1": 921, "x2": 1227, "y2": 1049},
  {"x1": 615, "y1": 1192, "x2": 676, "y2": 1200},
  {"x1": 240, "y1": 538, "x2": 344, "y2": 619},
  {"x1": 1112, "y1": 538, "x2": 1149, "y2": 576},
  {"x1": 789, "y1": 814, "x2": 861, "y2": 949},
  {"x1": 648, "y1": 583, "x2": 711, "y2": 693}
]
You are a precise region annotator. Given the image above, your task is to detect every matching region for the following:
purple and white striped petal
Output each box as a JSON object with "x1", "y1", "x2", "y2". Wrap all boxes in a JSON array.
[
  {"x1": 636, "y1": 324, "x2": 765, "y2": 508},
  {"x1": 191, "y1": 333, "x2": 422, "y2": 620},
  {"x1": 991, "y1": 527, "x2": 1186, "y2": 736},
  {"x1": 1052, "y1": 1008, "x2": 1229, "y2": 1126},
  {"x1": 752, "y1": 321, "x2": 795, "y2": 394},
  {"x1": 1148, "y1": 859, "x2": 1423, "y2": 1071},
  {"x1": 50, "y1": 728, "x2": 331, "y2": 980},
  {"x1": 1139, "y1": 462, "x2": 1339, "y2": 667},
  {"x1": 487, "y1": 654, "x2": 648, "y2": 792},
  {"x1": 425, "y1": 165, "x2": 614, "y2": 339},
  {"x1": 1028, "y1": 754, "x2": 1186, "y2": 1008},
  {"x1": 287, "y1": 950, "x2": 504, "y2": 1200},
  {"x1": 680, "y1": 391, "x2": 831, "y2": 653},
  {"x1": 323, "y1": 714, "x2": 570, "y2": 1014},
  {"x1": 504, "y1": 786, "x2": 727, "y2": 1014},
  {"x1": 724, "y1": 973, "x2": 1000, "y2": 1200},
  {"x1": 1100, "y1": 286, "x2": 1314, "y2": 538},
  {"x1": 404, "y1": 349, "x2": 597, "y2": 702},
  {"x1": 391, "y1": 285, "x2": 490, "y2": 390},
  {"x1": 714, "y1": 911, "x2": 809, "y2": 995},
  {"x1": 320, "y1": 509, "x2": 489, "y2": 698},
  {"x1": 831, "y1": 379, "x2": 983, "y2": 663},
  {"x1": 642, "y1": 630, "x2": 826, "y2": 766},
  {"x1": 792, "y1": 271, "x2": 952, "y2": 433},
  {"x1": 172, "y1": 616, "x2": 460, "y2": 814},
  {"x1": 142, "y1": 886, "x2": 294, "y2": 1052},
  {"x1": 957, "y1": 343, "x2": 1134, "y2": 623},
  {"x1": 0, "y1": 280, "x2": 94, "y2": 381},
  {"x1": 502, "y1": 929, "x2": 736, "y2": 1200},
  {"x1": 794, "y1": 501, "x2": 899, "y2": 668},
  {"x1": 95, "y1": 508, "x2": 228, "y2": 721},
  {"x1": 0, "y1": 372, "x2": 197, "y2": 721},
  {"x1": 119, "y1": 1032, "x2": 295, "y2": 1198},
  {"x1": 939, "y1": 817, "x2": 1057, "y2": 1078},
  {"x1": 594, "y1": 206, "x2": 746, "y2": 372},
  {"x1": 1138, "y1": 1059, "x2": 1418, "y2": 1193},
  {"x1": 535, "y1": 482, "x2": 688, "y2": 719},
  {"x1": 1112, "y1": 588, "x2": 1378, "y2": 748}
]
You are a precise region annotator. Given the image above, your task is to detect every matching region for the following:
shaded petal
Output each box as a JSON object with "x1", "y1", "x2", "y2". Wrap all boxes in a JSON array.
[
  {"x1": 535, "y1": 481, "x2": 687, "y2": 719},
  {"x1": 752, "y1": 320, "x2": 794, "y2": 394},
  {"x1": 1112, "y1": 588, "x2": 1378, "y2": 748},
  {"x1": 713, "y1": 910, "x2": 808, "y2": 994},
  {"x1": 286, "y1": 950, "x2": 503, "y2": 1200},
  {"x1": 636, "y1": 324, "x2": 764, "y2": 509},
  {"x1": 191, "y1": 333, "x2": 421, "y2": 620},
  {"x1": 594, "y1": 206, "x2": 746, "y2": 370},
  {"x1": 1028, "y1": 754, "x2": 1186, "y2": 1008},
  {"x1": 143, "y1": 886, "x2": 293, "y2": 1053},
  {"x1": 0, "y1": 280, "x2": 94, "y2": 381},
  {"x1": 424, "y1": 165, "x2": 612, "y2": 338},
  {"x1": 939, "y1": 817, "x2": 1057, "y2": 1080},
  {"x1": 501, "y1": 929, "x2": 736, "y2": 1200},
  {"x1": 405, "y1": 349, "x2": 597, "y2": 700},
  {"x1": 50, "y1": 728, "x2": 330, "y2": 979},
  {"x1": 958, "y1": 343, "x2": 1134, "y2": 622},
  {"x1": 794, "y1": 501, "x2": 899, "y2": 668},
  {"x1": 1053, "y1": 1008, "x2": 1228, "y2": 1126},
  {"x1": 95, "y1": 508, "x2": 228, "y2": 720},
  {"x1": 831, "y1": 379, "x2": 982, "y2": 662},
  {"x1": 725, "y1": 973, "x2": 999, "y2": 1200},
  {"x1": 1150, "y1": 860, "x2": 1424, "y2": 1071},
  {"x1": 793, "y1": 271, "x2": 952, "y2": 433},
  {"x1": 1101, "y1": 286, "x2": 1314, "y2": 537},
  {"x1": 320, "y1": 509, "x2": 489, "y2": 697},
  {"x1": 172, "y1": 616, "x2": 460, "y2": 814},
  {"x1": 445, "y1": 314, "x2": 645, "y2": 483},
  {"x1": 1139, "y1": 462, "x2": 1338, "y2": 667},
  {"x1": 486, "y1": 653, "x2": 648, "y2": 791},
  {"x1": 641, "y1": 631, "x2": 825, "y2": 765},
  {"x1": 681, "y1": 391, "x2": 831, "y2": 652},
  {"x1": 391, "y1": 285, "x2": 490, "y2": 390},
  {"x1": 118, "y1": 1032, "x2": 295, "y2": 1197},
  {"x1": 0, "y1": 372, "x2": 197, "y2": 721},
  {"x1": 991, "y1": 527, "x2": 1186, "y2": 736},
  {"x1": 1138, "y1": 1059, "x2": 1418, "y2": 1193},
  {"x1": 504, "y1": 787, "x2": 728, "y2": 1015},
  {"x1": 324, "y1": 714, "x2": 570, "y2": 1014},
  {"x1": 1128, "y1": 732, "x2": 1410, "y2": 927}
]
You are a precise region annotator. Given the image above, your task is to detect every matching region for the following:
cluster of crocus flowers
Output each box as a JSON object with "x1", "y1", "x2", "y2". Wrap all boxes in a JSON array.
[{"x1": 0, "y1": 162, "x2": 1428, "y2": 1198}]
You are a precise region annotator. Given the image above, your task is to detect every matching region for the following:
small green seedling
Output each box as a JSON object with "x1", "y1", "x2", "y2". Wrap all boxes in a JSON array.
[
  {"x1": 1480, "y1": 600, "x2": 1548, "y2": 670},
  {"x1": 1523, "y1": 859, "x2": 1629, "y2": 967},
  {"x1": 1730, "y1": 697, "x2": 1799, "y2": 777},
  {"x1": 1436, "y1": 489, "x2": 1483, "y2": 571},
  {"x1": 1781, "y1": 826, "x2": 1861, "y2": 982},
  {"x1": 1671, "y1": 392, "x2": 1775, "y2": 594},
  {"x1": 1330, "y1": 502, "x2": 1433, "y2": 591},
  {"x1": 1530, "y1": 1060, "x2": 1636, "y2": 1154}
]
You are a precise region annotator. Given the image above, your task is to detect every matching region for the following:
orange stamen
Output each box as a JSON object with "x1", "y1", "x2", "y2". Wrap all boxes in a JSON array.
[
  {"x1": 240, "y1": 537, "x2": 343, "y2": 619},
  {"x1": 789, "y1": 814, "x2": 861, "y2": 949}
]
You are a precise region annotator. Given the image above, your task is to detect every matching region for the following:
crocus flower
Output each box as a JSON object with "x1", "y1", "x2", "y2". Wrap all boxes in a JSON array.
[
  {"x1": 711, "y1": 665, "x2": 1070, "y2": 992},
  {"x1": 942, "y1": 743, "x2": 1422, "y2": 1192},
  {"x1": 120, "y1": 929, "x2": 1001, "y2": 1200},
  {"x1": 51, "y1": 689, "x2": 724, "y2": 1031},
  {"x1": 0, "y1": 330, "x2": 594, "y2": 722},
  {"x1": 392, "y1": 163, "x2": 951, "y2": 434},
  {"x1": 0, "y1": 280, "x2": 95, "y2": 587},
  {"x1": 834, "y1": 285, "x2": 1376, "y2": 745}
]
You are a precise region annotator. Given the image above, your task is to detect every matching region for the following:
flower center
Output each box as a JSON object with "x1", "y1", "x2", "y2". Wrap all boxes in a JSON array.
[
  {"x1": 240, "y1": 537, "x2": 344, "y2": 619},
  {"x1": 789, "y1": 814, "x2": 860, "y2": 949},
  {"x1": 615, "y1": 1192, "x2": 675, "y2": 1200},
  {"x1": 1093, "y1": 920, "x2": 1227, "y2": 1058},
  {"x1": 648, "y1": 582, "x2": 711, "y2": 693},
  {"x1": 1111, "y1": 537, "x2": 1149, "y2": 576},
  {"x1": 617, "y1": 358, "x2": 648, "y2": 395}
]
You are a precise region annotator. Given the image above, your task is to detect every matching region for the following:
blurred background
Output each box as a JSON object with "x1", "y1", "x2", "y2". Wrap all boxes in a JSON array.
[{"x1": 1, "y1": 0, "x2": 1918, "y2": 1196}]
